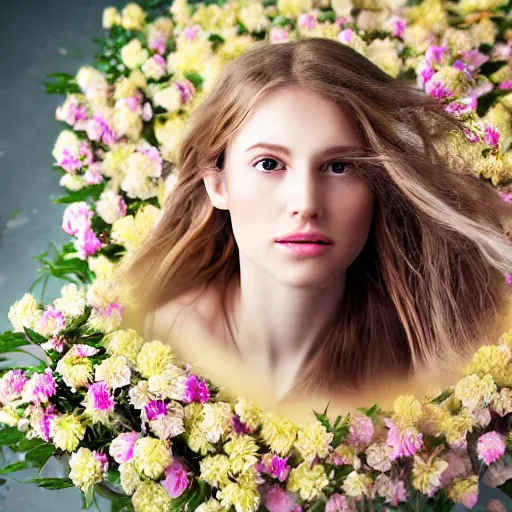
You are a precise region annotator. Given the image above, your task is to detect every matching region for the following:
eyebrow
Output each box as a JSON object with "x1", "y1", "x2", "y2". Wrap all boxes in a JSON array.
[{"x1": 244, "y1": 142, "x2": 363, "y2": 157}]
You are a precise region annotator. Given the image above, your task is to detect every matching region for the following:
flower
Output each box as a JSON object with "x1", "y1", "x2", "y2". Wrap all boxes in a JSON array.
[
  {"x1": 81, "y1": 381, "x2": 115, "y2": 425},
  {"x1": 183, "y1": 374, "x2": 211, "y2": 403},
  {"x1": 411, "y1": 455, "x2": 449, "y2": 496},
  {"x1": 199, "y1": 454, "x2": 232, "y2": 488},
  {"x1": 293, "y1": 419, "x2": 334, "y2": 463},
  {"x1": 201, "y1": 402, "x2": 233, "y2": 444},
  {"x1": 161, "y1": 456, "x2": 192, "y2": 498},
  {"x1": 136, "y1": 339, "x2": 175, "y2": 378},
  {"x1": 0, "y1": 369, "x2": 28, "y2": 404},
  {"x1": 119, "y1": 461, "x2": 141, "y2": 495},
  {"x1": 69, "y1": 447, "x2": 104, "y2": 493},
  {"x1": 386, "y1": 419, "x2": 424, "y2": 460},
  {"x1": 49, "y1": 413, "x2": 86, "y2": 452},
  {"x1": 132, "y1": 436, "x2": 172, "y2": 479},
  {"x1": 52, "y1": 283, "x2": 86, "y2": 318},
  {"x1": 393, "y1": 394, "x2": 423, "y2": 428},
  {"x1": 103, "y1": 328, "x2": 146, "y2": 365},
  {"x1": 8, "y1": 293, "x2": 42, "y2": 332},
  {"x1": 217, "y1": 468, "x2": 261, "y2": 512},
  {"x1": 341, "y1": 471, "x2": 372, "y2": 498},
  {"x1": 109, "y1": 431, "x2": 140, "y2": 463},
  {"x1": 224, "y1": 435, "x2": 260, "y2": 474},
  {"x1": 477, "y1": 431, "x2": 506, "y2": 465},
  {"x1": 94, "y1": 355, "x2": 131, "y2": 389},
  {"x1": 346, "y1": 413, "x2": 374, "y2": 449},
  {"x1": 262, "y1": 484, "x2": 298, "y2": 512},
  {"x1": 131, "y1": 480, "x2": 172, "y2": 512},
  {"x1": 286, "y1": 462, "x2": 329, "y2": 501},
  {"x1": 261, "y1": 414, "x2": 299, "y2": 457}
]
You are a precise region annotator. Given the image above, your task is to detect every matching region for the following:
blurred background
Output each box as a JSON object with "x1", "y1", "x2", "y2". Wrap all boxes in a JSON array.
[{"x1": 0, "y1": 2, "x2": 124, "y2": 510}]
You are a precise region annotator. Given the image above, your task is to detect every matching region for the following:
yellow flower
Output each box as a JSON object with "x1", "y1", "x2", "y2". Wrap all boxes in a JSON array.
[
  {"x1": 405, "y1": 0, "x2": 448, "y2": 34},
  {"x1": 454, "y1": 374, "x2": 496, "y2": 410},
  {"x1": 465, "y1": 345, "x2": 512, "y2": 386},
  {"x1": 393, "y1": 394, "x2": 423, "y2": 429},
  {"x1": 69, "y1": 447, "x2": 103, "y2": 493},
  {"x1": 169, "y1": 0, "x2": 192, "y2": 26},
  {"x1": 119, "y1": 461, "x2": 141, "y2": 495},
  {"x1": 224, "y1": 435, "x2": 260, "y2": 474},
  {"x1": 287, "y1": 462, "x2": 329, "y2": 501},
  {"x1": 412, "y1": 455, "x2": 449, "y2": 495},
  {"x1": 195, "y1": 498, "x2": 223, "y2": 512},
  {"x1": 200, "y1": 454, "x2": 232, "y2": 488},
  {"x1": 237, "y1": 2, "x2": 271, "y2": 33},
  {"x1": 121, "y1": 3, "x2": 146, "y2": 31},
  {"x1": 94, "y1": 355, "x2": 131, "y2": 389},
  {"x1": 132, "y1": 436, "x2": 172, "y2": 479},
  {"x1": 201, "y1": 402, "x2": 233, "y2": 443},
  {"x1": 49, "y1": 413, "x2": 86, "y2": 452},
  {"x1": 137, "y1": 340, "x2": 174, "y2": 378},
  {"x1": 277, "y1": 0, "x2": 313, "y2": 18},
  {"x1": 55, "y1": 352, "x2": 93, "y2": 391},
  {"x1": 102, "y1": 7, "x2": 121, "y2": 28},
  {"x1": 468, "y1": 19, "x2": 498, "y2": 47},
  {"x1": 294, "y1": 420, "x2": 334, "y2": 463},
  {"x1": 103, "y1": 328, "x2": 145, "y2": 366},
  {"x1": 365, "y1": 38, "x2": 402, "y2": 78},
  {"x1": 153, "y1": 114, "x2": 188, "y2": 162},
  {"x1": 418, "y1": 403, "x2": 450, "y2": 437},
  {"x1": 131, "y1": 481, "x2": 171, "y2": 512},
  {"x1": 217, "y1": 35, "x2": 255, "y2": 65},
  {"x1": 457, "y1": 0, "x2": 507, "y2": 14},
  {"x1": 167, "y1": 38, "x2": 213, "y2": 79},
  {"x1": 7, "y1": 293, "x2": 42, "y2": 333},
  {"x1": 100, "y1": 142, "x2": 136, "y2": 181},
  {"x1": 112, "y1": 104, "x2": 143, "y2": 140},
  {"x1": 0, "y1": 407, "x2": 21, "y2": 427},
  {"x1": 120, "y1": 39, "x2": 149, "y2": 70},
  {"x1": 440, "y1": 412, "x2": 473, "y2": 444},
  {"x1": 217, "y1": 468, "x2": 260, "y2": 512},
  {"x1": 447, "y1": 476, "x2": 478, "y2": 505},
  {"x1": 234, "y1": 397, "x2": 262, "y2": 431},
  {"x1": 111, "y1": 204, "x2": 161, "y2": 254},
  {"x1": 342, "y1": 470, "x2": 372, "y2": 498},
  {"x1": 261, "y1": 414, "x2": 299, "y2": 456}
]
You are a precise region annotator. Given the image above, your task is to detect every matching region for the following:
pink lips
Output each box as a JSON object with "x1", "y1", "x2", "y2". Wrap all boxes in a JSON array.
[{"x1": 275, "y1": 231, "x2": 333, "y2": 257}]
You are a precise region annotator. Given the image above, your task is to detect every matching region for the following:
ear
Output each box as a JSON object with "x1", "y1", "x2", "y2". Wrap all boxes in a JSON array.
[{"x1": 203, "y1": 168, "x2": 229, "y2": 210}]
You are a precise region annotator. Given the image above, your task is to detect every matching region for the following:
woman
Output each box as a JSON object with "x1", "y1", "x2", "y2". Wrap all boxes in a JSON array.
[{"x1": 120, "y1": 37, "x2": 512, "y2": 424}]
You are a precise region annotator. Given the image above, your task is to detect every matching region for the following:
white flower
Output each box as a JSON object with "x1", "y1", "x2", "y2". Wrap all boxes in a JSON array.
[{"x1": 53, "y1": 283, "x2": 86, "y2": 318}]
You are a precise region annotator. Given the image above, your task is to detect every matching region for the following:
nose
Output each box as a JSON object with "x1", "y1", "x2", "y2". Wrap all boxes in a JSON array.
[{"x1": 285, "y1": 168, "x2": 323, "y2": 222}]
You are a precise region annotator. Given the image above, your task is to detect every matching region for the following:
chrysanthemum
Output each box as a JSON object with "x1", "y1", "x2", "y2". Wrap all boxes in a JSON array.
[
  {"x1": 201, "y1": 402, "x2": 233, "y2": 444},
  {"x1": 69, "y1": 447, "x2": 103, "y2": 493},
  {"x1": 341, "y1": 470, "x2": 372, "y2": 498},
  {"x1": 411, "y1": 454, "x2": 449, "y2": 496},
  {"x1": 132, "y1": 436, "x2": 172, "y2": 479},
  {"x1": 286, "y1": 462, "x2": 329, "y2": 501},
  {"x1": 136, "y1": 339, "x2": 175, "y2": 378},
  {"x1": 477, "y1": 431, "x2": 506, "y2": 465},
  {"x1": 260, "y1": 414, "x2": 299, "y2": 457},
  {"x1": 199, "y1": 454, "x2": 232, "y2": 488},
  {"x1": 346, "y1": 413, "x2": 374, "y2": 450},
  {"x1": 217, "y1": 469, "x2": 261, "y2": 512},
  {"x1": 293, "y1": 419, "x2": 334, "y2": 463},
  {"x1": 49, "y1": 413, "x2": 86, "y2": 452},
  {"x1": 102, "y1": 328, "x2": 145, "y2": 365},
  {"x1": 233, "y1": 397, "x2": 262, "y2": 431},
  {"x1": 119, "y1": 461, "x2": 141, "y2": 495},
  {"x1": 109, "y1": 431, "x2": 140, "y2": 464},
  {"x1": 224, "y1": 435, "x2": 260, "y2": 474},
  {"x1": 454, "y1": 374, "x2": 497, "y2": 410},
  {"x1": 94, "y1": 355, "x2": 131, "y2": 389},
  {"x1": 393, "y1": 394, "x2": 423, "y2": 429},
  {"x1": 131, "y1": 480, "x2": 172, "y2": 512},
  {"x1": 465, "y1": 345, "x2": 512, "y2": 386},
  {"x1": 447, "y1": 476, "x2": 479, "y2": 509}
]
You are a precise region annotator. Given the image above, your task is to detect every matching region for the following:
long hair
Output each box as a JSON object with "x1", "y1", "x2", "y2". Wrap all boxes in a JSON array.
[{"x1": 120, "y1": 37, "x2": 512, "y2": 396}]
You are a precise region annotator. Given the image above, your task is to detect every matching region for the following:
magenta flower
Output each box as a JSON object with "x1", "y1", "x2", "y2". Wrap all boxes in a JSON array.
[
  {"x1": 298, "y1": 13, "x2": 317, "y2": 30},
  {"x1": 87, "y1": 381, "x2": 115, "y2": 411},
  {"x1": 175, "y1": 79, "x2": 195, "y2": 104},
  {"x1": 386, "y1": 419, "x2": 423, "y2": 460},
  {"x1": 109, "y1": 431, "x2": 140, "y2": 463},
  {"x1": 31, "y1": 368, "x2": 57, "y2": 405},
  {"x1": 36, "y1": 306, "x2": 67, "y2": 337},
  {"x1": 0, "y1": 369, "x2": 28, "y2": 404},
  {"x1": 257, "y1": 454, "x2": 291, "y2": 482},
  {"x1": 74, "y1": 228, "x2": 103, "y2": 260},
  {"x1": 483, "y1": 124, "x2": 500, "y2": 147},
  {"x1": 145, "y1": 400, "x2": 168, "y2": 420},
  {"x1": 70, "y1": 344, "x2": 100, "y2": 357},
  {"x1": 182, "y1": 375, "x2": 210, "y2": 403},
  {"x1": 477, "y1": 431, "x2": 506, "y2": 465},
  {"x1": 182, "y1": 25, "x2": 200, "y2": 42},
  {"x1": 232, "y1": 414, "x2": 252, "y2": 435},
  {"x1": 338, "y1": 29, "x2": 354, "y2": 45},
  {"x1": 161, "y1": 457, "x2": 192, "y2": 498},
  {"x1": 62, "y1": 202, "x2": 93, "y2": 236},
  {"x1": 391, "y1": 18, "x2": 407, "y2": 39},
  {"x1": 262, "y1": 484, "x2": 298, "y2": 512},
  {"x1": 325, "y1": 493, "x2": 352, "y2": 512},
  {"x1": 93, "y1": 451, "x2": 109, "y2": 472},
  {"x1": 41, "y1": 335, "x2": 66, "y2": 353},
  {"x1": 498, "y1": 78, "x2": 512, "y2": 90},
  {"x1": 58, "y1": 149, "x2": 83, "y2": 173},
  {"x1": 270, "y1": 27, "x2": 290, "y2": 44},
  {"x1": 425, "y1": 44, "x2": 448, "y2": 66}
]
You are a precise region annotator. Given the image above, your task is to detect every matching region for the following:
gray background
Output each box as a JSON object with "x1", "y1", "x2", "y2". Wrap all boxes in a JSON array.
[{"x1": 0, "y1": 1, "x2": 125, "y2": 510}]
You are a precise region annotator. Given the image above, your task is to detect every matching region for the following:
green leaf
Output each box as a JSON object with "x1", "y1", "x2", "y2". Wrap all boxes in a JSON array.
[
  {"x1": 356, "y1": 403, "x2": 382, "y2": 418},
  {"x1": 0, "y1": 427, "x2": 25, "y2": 446},
  {"x1": 0, "y1": 331, "x2": 30, "y2": 353},
  {"x1": 28, "y1": 477, "x2": 75, "y2": 490},
  {"x1": 23, "y1": 327, "x2": 48, "y2": 345},
  {"x1": 184, "y1": 72, "x2": 204, "y2": 89},
  {"x1": 53, "y1": 184, "x2": 105, "y2": 204},
  {"x1": 0, "y1": 460, "x2": 31, "y2": 475},
  {"x1": 25, "y1": 443, "x2": 56, "y2": 470}
]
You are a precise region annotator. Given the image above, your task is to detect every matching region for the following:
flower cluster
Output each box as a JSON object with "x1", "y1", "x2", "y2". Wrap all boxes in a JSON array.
[{"x1": 2, "y1": 0, "x2": 512, "y2": 510}]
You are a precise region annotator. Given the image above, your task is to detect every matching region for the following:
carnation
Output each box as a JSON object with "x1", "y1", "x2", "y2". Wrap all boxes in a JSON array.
[
  {"x1": 132, "y1": 436, "x2": 172, "y2": 479},
  {"x1": 69, "y1": 447, "x2": 104, "y2": 493}
]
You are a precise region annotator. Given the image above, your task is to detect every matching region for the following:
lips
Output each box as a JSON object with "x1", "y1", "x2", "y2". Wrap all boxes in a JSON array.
[{"x1": 275, "y1": 232, "x2": 333, "y2": 244}]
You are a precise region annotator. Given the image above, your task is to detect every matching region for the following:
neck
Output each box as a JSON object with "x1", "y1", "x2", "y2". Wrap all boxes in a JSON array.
[{"x1": 228, "y1": 263, "x2": 346, "y2": 398}]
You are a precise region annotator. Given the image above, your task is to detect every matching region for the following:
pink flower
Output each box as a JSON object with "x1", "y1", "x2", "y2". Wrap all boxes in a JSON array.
[
  {"x1": 41, "y1": 335, "x2": 66, "y2": 353},
  {"x1": 58, "y1": 149, "x2": 83, "y2": 173},
  {"x1": 391, "y1": 18, "x2": 407, "y2": 39},
  {"x1": 93, "y1": 451, "x2": 109, "y2": 472},
  {"x1": 257, "y1": 454, "x2": 291, "y2": 482},
  {"x1": 477, "y1": 431, "x2": 506, "y2": 465},
  {"x1": 62, "y1": 202, "x2": 93, "y2": 236},
  {"x1": 69, "y1": 344, "x2": 100, "y2": 357},
  {"x1": 0, "y1": 369, "x2": 28, "y2": 404},
  {"x1": 325, "y1": 493, "x2": 353, "y2": 511},
  {"x1": 439, "y1": 451, "x2": 472, "y2": 487},
  {"x1": 182, "y1": 375, "x2": 210, "y2": 403},
  {"x1": 232, "y1": 414, "x2": 252, "y2": 435},
  {"x1": 87, "y1": 381, "x2": 115, "y2": 411},
  {"x1": 262, "y1": 484, "x2": 298, "y2": 512},
  {"x1": 298, "y1": 13, "x2": 317, "y2": 30},
  {"x1": 74, "y1": 228, "x2": 103, "y2": 260},
  {"x1": 462, "y1": 489, "x2": 478, "y2": 509},
  {"x1": 498, "y1": 78, "x2": 512, "y2": 90},
  {"x1": 338, "y1": 28, "x2": 354, "y2": 45},
  {"x1": 175, "y1": 79, "x2": 195, "y2": 104},
  {"x1": 149, "y1": 36, "x2": 166, "y2": 54},
  {"x1": 385, "y1": 419, "x2": 423, "y2": 460},
  {"x1": 483, "y1": 124, "x2": 500, "y2": 147},
  {"x1": 270, "y1": 27, "x2": 290, "y2": 44},
  {"x1": 31, "y1": 368, "x2": 57, "y2": 405},
  {"x1": 83, "y1": 162, "x2": 104, "y2": 185},
  {"x1": 109, "y1": 431, "x2": 140, "y2": 463},
  {"x1": 425, "y1": 44, "x2": 449, "y2": 66},
  {"x1": 161, "y1": 457, "x2": 192, "y2": 498},
  {"x1": 346, "y1": 413, "x2": 374, "y2": 450},
  {"x1": 27, "y1": 403, "x2": 58, "y2": 442},
  {"x1": 36, "y1": 306, "x2": 67, "y2": 337},
  {"x1": 461, "y1": 49, "x2": 489, "y2": 70},
  {"x1": 145, "y1": 400, "x2": 168, "y2": 420},
  {"x1": 182, "y1": 25, "x2": 200, "y2": 42},
  {"x1": 506, "y1": 274, "x2": 512, "y2": 286}
]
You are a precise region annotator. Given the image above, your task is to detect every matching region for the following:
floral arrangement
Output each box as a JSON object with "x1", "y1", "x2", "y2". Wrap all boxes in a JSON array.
[{"x1": 2, "y1": 0, "x2": 512, "y2": 510}]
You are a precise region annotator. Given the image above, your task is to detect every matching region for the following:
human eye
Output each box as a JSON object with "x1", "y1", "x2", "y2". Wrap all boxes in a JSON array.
[
  {"x1": 252, "y1": 157, "x2": 286, "y2": 173},
  {"x1": 325, "y1": 160, "x2": 352, "y2": 175}
]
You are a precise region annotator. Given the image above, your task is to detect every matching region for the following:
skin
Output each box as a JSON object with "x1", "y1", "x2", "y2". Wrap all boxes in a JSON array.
[{"x1": 202, "y1": 84, "x2": 375, "y2": 401}]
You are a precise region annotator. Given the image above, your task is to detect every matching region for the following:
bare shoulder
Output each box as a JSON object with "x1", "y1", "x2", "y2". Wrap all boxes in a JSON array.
[{"x1": 144, "y1": 281, "x2": 222, "y2": 345}]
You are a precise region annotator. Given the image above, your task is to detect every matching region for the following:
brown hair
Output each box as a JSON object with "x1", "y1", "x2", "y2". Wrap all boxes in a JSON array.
[{"x1": 120, "y1": 37, "x2": 512, "y2": 395}]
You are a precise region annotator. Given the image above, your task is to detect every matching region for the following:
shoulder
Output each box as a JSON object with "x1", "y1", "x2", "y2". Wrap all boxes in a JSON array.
[{"x1": 143, "y1": 281, "x2": 222, "y2": 344}]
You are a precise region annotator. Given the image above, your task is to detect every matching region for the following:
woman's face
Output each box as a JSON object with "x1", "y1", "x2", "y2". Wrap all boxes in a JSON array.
[{"x1": 204, "y1": 85, "x2": 375, "y2": 289}]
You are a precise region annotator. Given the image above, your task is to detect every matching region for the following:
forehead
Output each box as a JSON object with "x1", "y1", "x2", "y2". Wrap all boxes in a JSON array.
[{"x1": 228, "y1": 85, "x2": 362, "y2": 153}]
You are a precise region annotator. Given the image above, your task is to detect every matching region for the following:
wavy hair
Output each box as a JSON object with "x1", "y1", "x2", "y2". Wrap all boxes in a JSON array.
[{"x1": 120, "y1": 37, "x2": 512, "y2": 395}]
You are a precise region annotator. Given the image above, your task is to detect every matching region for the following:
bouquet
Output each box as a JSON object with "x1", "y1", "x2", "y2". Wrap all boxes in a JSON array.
[{"x1": 2, "y1": 0, "x2": 512, "y2": 510}]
